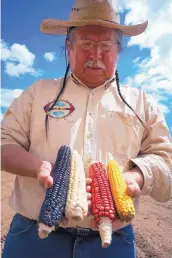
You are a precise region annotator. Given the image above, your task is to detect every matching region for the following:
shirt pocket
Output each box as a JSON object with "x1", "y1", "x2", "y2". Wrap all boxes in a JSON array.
[{"x1": 97, "y1": 111, "x2": 144, "y2": 160}]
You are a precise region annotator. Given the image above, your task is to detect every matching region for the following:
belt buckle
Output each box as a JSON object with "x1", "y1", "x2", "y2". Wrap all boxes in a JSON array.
[{"x1": 76, "y1": 227, "x2": 90, "y2": 237}]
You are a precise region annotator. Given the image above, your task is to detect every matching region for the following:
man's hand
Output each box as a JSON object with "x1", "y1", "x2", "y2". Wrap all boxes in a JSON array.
[
  {"x1": 36, "y1": 161, "x2": 54, "y2": 189},
  {"x1": 86, "y1": 177, "x2": 92, "y2": 210},
  {"x1": 85, "y1": 167, "x2": 144, "y2": 210},
  {"x1": 122, "y1": 167, "x2": 144, "y2": 198}
]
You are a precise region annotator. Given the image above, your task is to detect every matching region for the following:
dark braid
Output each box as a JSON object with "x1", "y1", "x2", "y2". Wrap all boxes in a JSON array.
[
  {"x1": 115, "y1": 70, "x2": 147, "y2": 131},
  {"x1": 45, "y1": 63, "x2": 70, "y2": 136},
  {"x1": 45, "y1": 27, "x2": 76, "y2": 136}
]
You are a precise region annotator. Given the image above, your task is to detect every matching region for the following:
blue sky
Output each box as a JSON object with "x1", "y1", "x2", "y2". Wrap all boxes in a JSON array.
[{"x1": 1, "y1": 0, "x2": 172, "y2": 133}]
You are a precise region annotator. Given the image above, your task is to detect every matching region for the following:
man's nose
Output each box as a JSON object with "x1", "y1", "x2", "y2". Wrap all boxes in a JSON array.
[{"x1": 89, "y1": 44, "x2": 102, "y2": 59}]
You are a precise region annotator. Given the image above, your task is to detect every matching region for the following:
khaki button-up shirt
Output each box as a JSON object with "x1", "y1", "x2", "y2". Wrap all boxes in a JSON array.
[{"x1": 1, "y1": 74, "x2": 172, "y2": 231}]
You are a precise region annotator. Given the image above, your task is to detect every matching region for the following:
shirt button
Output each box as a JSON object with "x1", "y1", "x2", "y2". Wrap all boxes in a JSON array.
[
  {"x1": 86, "y1": 157, "x2": 92, "y2": 163},
  {"x1": 87, "y1": 133, "x2": 93, "y2": 139}
]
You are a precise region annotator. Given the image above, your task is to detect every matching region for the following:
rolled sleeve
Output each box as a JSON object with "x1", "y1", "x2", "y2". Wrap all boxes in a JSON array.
[
  {"x1": 1, "y1": 83, "x2": 36, "y2": 151},
  {"x1": 131, "y1": 154, "x2": 172, "y2": 201},
  {"x1": 130, "y1": 94, "x2": 172, "y2": 202}
]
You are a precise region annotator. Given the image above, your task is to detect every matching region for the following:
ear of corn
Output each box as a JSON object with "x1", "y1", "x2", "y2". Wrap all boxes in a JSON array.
[
  {"x1": 65, "y1": 150, "x2": 88, "y2": 222},
  {"x1": 107, "y1": 160, "x2": 135, "y2": 222},
  {"x1": 38, "y1": 145, "x2": 71, "y2": 238},
  {"x1": 89, "y1": 161, "x2": 116, "y2": 248}
]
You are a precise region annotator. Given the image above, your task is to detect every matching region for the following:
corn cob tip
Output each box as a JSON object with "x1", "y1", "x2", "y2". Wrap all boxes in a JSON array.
[
  {"x1": 98, "y1": 217, "x2": 112, "y2": 248},
  {"x1": 67, "y1": 206, "x2": 84, "y2": 221},
  {"x1": 38, "y1": 223, "x2": 55, "y2": 239},
  {"x1": 89, "y1": 160, "x2": 98, "y2": 166}
]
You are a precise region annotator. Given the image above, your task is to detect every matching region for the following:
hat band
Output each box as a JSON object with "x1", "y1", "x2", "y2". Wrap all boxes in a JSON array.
[{"x1": 70, "y1": 5, "x2": 120, "y2": 24}]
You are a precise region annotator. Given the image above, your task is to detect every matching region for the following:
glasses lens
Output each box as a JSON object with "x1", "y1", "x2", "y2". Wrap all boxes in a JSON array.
[
  {"x1": 78, "y1": 40, "x2": 113, "y2": 51},
  {"x1": 80, "y1": 40, "x2": 93, "y2": 50},
  {"x1": 99, "y1": 41, "x2": 112, "y2": 51}
]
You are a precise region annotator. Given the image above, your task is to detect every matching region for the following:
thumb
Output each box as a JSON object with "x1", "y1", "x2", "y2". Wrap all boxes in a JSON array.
[
  {"x1": 90, "y1": 218, "x2": 98, "y2": 230},
  {"x1": 61, "y1": 216, "x2": 68, "y2": 226},
  {"x1": 37, "y1": 161, "x2": 53, "y2": 188},
  {"x1": 126, "y1": 181, "x2": 141, "y2": 198}
]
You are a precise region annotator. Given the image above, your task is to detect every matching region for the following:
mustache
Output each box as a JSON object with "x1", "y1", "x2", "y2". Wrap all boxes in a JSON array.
[{"x1": 84, "y1": 60, "x2": 106, "y2": 70}]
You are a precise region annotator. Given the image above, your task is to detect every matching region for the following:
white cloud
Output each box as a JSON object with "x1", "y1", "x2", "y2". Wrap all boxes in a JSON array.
[
  {"x1": 113, "y1": 0, "x2": 172, "y2": 114},
  {"x1": 1, "y1": 88, "x2": 23, "y2": 108},
  {"x1": 0, "y1": 40, "x2": 42, "y2": 77},
  {"x1": 146, "y1": 93, "x2": 170, "y2": 114},
  {"x1": 44, "y1": 52, "x2": 56, "y2": 62},
  {"x1": 5, "y1": 62, "x2": 39, "y2": 77}
]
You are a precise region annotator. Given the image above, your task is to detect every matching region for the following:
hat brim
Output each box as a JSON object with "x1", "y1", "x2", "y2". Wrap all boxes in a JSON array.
[{"x1": 40, "y1": 19, "x2": 148, "y2": 37}]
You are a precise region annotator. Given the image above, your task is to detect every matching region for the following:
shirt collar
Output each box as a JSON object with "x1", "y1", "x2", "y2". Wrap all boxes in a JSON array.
[{"x1": 70, "y1": 73, "x2": 116, "y2": 90}]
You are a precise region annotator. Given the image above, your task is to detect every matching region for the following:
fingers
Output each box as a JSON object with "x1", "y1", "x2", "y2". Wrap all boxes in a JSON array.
[
  {"x1": 122, "y1": 172, "x2": 141, "y2": 198},
  {"x1": 86, "y1": 178, "x2": 92, "y2": 193},
  {"x1": 126, "y1": 182, "x2": 141, "y2": 198},
  {"x1": 86, "y1": 178, "x2": 92, "y2": 185},
  {"x1": 39, "y1": 161, "x2": 52, "y2": 173},
  {"x1": 112, "y1": 219, "x2": 124, "y2": 231},
  {"x1": 44, "y1": 176, "x2": 53, "y2": 189},
  {"x1": 61, "y1": 216, "x2": 68, "y2": 226},
  {"x1": 39, "y1": 174, "x2": 53, "y2": 189},
  {"x1": 90, "y1": 219, "x2": 98, "y2": 230},
  {"x1": 87, "y1": 200, "x2": 92, "y2": 209},
  {"x1": 85, "y1": 178, "x2": 93, "y2": 217},
  {"x1": 37, "y1": 161, "x2": 54, "y2": 189},
  {"x1": 87, "y1": 192, "x2": 92, "y2": 200},
  {"x1": 86, "y1": 185, "x2": 91, "y2": 192}
]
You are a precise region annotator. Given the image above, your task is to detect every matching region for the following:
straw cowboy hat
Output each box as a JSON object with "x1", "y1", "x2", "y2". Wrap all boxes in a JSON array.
[{"x1": 41, "y1": 0, "x2": 148, "y2": 36}]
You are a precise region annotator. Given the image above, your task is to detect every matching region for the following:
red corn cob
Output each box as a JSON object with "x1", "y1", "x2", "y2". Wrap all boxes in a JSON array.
[{"x1": 89, "y1": 161, "x2": 116, "y2": 248}]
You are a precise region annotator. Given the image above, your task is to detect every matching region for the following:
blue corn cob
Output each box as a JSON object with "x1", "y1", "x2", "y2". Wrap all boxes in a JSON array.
[{"x1": 38, "y1": 145, "x2": 71, "y2": 238}]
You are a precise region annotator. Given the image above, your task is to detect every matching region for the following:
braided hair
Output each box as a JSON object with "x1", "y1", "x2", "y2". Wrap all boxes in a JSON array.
[
  {"x1": 45, "y1": 63, "x2": 70, "y2": 136},
  {"x1": 115, "y1": 70, "x2": 147, "y2": 130},
  {"x1": 45, "y1": 27, "x2": 75, "y2": 136}
]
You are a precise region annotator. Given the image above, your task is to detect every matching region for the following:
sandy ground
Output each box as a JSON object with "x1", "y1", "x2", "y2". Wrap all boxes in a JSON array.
[{"x1": 1, "y1": 171, "x2": 172, "y2": 257}]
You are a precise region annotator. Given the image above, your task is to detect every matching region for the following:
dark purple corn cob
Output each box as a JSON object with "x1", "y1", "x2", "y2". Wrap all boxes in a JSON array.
[{"x1": 38, "y1": 145, "x2": 71, "y2": 238}]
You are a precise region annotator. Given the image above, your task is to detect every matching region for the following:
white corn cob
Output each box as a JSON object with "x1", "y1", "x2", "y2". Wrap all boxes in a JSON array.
[{"x1": 65, "y1": 151, "x2": 88, "y2": 221}]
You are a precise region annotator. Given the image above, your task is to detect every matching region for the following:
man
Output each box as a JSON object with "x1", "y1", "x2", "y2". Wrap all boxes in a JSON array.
[{"x1": 1, "y1": 0, "x2": 172, "y2": 258}]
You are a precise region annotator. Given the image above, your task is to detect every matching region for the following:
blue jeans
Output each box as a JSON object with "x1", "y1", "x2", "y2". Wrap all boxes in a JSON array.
[{"x1": 2, "y1": 213, "x2": 136, "y2": 258}]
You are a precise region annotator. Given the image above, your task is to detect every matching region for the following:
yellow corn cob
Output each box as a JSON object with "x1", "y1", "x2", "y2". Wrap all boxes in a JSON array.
[
  {"x1": 65, "y1": 151, "x2": 88, "y2": 221},
  {"x1": 107, "y1": 160, "x2": 135, "y2": 222}
]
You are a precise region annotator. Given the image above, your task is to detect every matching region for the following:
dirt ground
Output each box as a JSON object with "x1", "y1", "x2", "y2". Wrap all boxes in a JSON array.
[{"x1": 1, "y1": 171, "x2": 172, "y2": 257}]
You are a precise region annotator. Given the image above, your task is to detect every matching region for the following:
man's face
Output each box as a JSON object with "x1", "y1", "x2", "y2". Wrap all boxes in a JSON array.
[{"x1": 67, "y1": 25, "x2": 119, "y2": 88}]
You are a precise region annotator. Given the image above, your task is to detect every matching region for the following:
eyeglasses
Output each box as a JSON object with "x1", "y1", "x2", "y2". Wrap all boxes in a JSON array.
[{"x1": 75, "y1": 39, "x2": 117, "y2": 52}]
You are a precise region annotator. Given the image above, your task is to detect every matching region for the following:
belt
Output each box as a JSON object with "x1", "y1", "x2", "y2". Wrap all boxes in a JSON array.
[
  {"x1": 63, "y1": 227, "x2": 99, "y2": 237},
  {"x1": 61, "y1": 226, "x2": 125, "y2": 238},
  {"x1": 17, "y1": 213, "x2": 127, "y2": 238}
]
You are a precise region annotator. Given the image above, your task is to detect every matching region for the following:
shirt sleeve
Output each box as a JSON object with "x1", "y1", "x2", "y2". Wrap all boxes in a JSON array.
[
  {"x1": 1, "y1": 82, "x2": 37, "y2": 151},
  {"x1": 130, "y1": 93, "x2": 172, "y2": 202}
]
